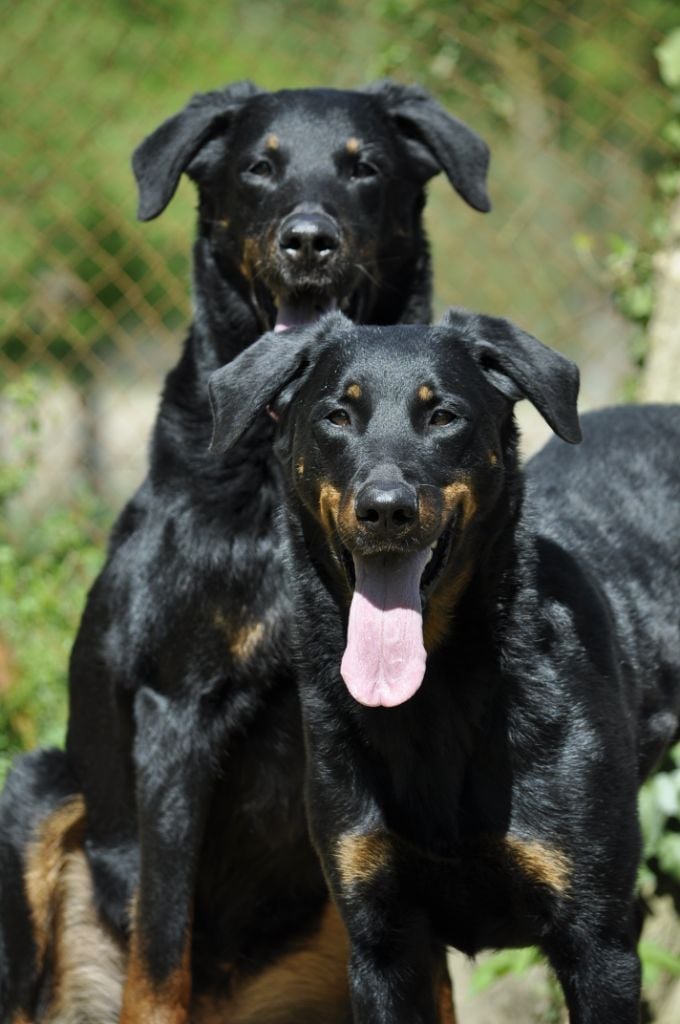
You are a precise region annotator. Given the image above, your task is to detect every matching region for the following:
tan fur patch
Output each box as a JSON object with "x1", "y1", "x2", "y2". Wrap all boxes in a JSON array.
[
  {"x1": 296, "y1": 457, "x2": 305, "y2": 477},
  {"x1": 229, "y1": 621, "x2": 265, "y2": 662},
  {"x1": 488, "y1": 450, "x2": 498, "y2": 467},
  {"x1": 265, "y1": 133, "x2": 279, "y2": 150},
  {"x1": 346, "y1": 137, "x2": 361, "y2": 154},
  {"x1": 318, "y1": 481, "x2": 342, "y2": 538},
  {"x1": 436, "y1": 967, "x2": 457, "y2": 1024},
  {"x1": 24, "y1": 796, "x2": 86, "y2": 969},
  {"x1": 345, "y1": 383, "x2": 362, "y2": 400},
  {"x1": 240, "y1": 237, "x2": 263, "y2": 282},
  {"x1": 441, "y1": 481, "x2": 477, "y2": 530},
  {"x1": 217, "y1": 217, "x2": 230, "y2": 230},
  {"x1": 191, "y1": 902, "x2": 350, "y2": 1024},
  {"x1": 503, "y1": 835, "x2": 571, "y2": 893},
  {"x1": 120, "y1": 924, "x2": 191, "y2": 1024},
  {"x1": 45, "y1": 848, "x2": 125, "y2": 1024},
  {"x1": 336, "y1": 832, "x2": 390, "y2": 888},
  {"x1": 423, "y1": 563, "x2": 473, "y2": 653},
  {"x1": 418, "y1": 385, "x2": 434, "y2": 402}
]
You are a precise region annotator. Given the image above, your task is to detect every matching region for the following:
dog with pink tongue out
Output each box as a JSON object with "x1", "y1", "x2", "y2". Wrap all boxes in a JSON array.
[{"x1": 210, "y1": 308, "x2": 680, "y2": 1024}]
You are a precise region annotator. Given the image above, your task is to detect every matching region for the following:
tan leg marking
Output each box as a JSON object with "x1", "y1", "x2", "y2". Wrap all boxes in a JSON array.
[
  {"x1": 436, "y1": 966, "x2": 457, "y2": 1024},
  {"x1": 120, "y1": 923, "x2": 191, "y2": 1024},
  {"x1": 502, "y1": 835, "x2": 571, "y2": 893},
  {"x1": 191, "y1": 902, "x2": 350, "y2": 1024},
  {"x1": 45, "y1": 847, "x2": 125, "y2": 1024},
  {"x1": 24, "y1": 796, "x2": 86, "y2": 970},
  {"x1": 336, "y1": 831, "x2": 390, "y2": 888}
]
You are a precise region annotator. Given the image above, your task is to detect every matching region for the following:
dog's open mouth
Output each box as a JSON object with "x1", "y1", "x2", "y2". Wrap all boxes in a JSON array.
[
  {"x1": 339, "y1": 524, "x2": 454, "y2": 710},
  {"x1": 274, "y1": 292, "x2": 338, "y2": 332}
]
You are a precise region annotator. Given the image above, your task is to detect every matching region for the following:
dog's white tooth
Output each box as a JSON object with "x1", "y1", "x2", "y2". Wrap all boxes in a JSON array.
[
  {"x1": 430, "y1": 542, "x2": 437, "y2": 551},
  {"x1": 426, "y1": 550, "x2": 433, "y2": 565}
]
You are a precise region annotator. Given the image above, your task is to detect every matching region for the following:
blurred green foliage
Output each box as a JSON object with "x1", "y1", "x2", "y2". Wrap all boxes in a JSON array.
[
  {"x1": 0, "y1": 379, "x2": 107, "y2": 782},
  {"x1": 2, "y1": 1, "x2": 680, "y2": 1014}
]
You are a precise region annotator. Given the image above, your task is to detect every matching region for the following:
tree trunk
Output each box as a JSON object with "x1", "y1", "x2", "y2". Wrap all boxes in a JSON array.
[{"x1": 641, "y1": 194, "x2": 680, "y2": 402}]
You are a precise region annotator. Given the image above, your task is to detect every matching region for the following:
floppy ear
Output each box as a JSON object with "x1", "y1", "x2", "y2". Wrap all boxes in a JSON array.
[
  {"x1": 443, "y1": 308, "x2": 581, "y2": 444},
  {"x1": 132, "y1": 81, "x2": 261, "y2": 221},
  {"x1": 209, "y1": 314, "x2": 347, "y2": 453},
  {"x1": 365, "y1": 80, "x2": 491, "y2": 213}
]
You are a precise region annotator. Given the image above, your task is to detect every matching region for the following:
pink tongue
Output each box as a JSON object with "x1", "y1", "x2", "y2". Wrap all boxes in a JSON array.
[
  {"x1": 274, "y1": 297, "x2": 337, "y2": 332},
  {"x1": 341, "y1": 550, "x2": 430, "y2": 708}
]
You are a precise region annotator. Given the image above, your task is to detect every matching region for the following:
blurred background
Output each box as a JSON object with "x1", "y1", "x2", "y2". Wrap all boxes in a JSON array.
[{"x1": 2, "y1": 1, "x2": 680, "y2": 1019}]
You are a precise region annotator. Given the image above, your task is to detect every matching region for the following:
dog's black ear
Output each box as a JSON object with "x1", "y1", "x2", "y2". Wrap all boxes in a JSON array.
[
  {"x1": 365, "y1": 80, "x2": 491, "y2": 213},
  {"x1": 209, "y1": 313, "x2": 347, "y2": 453},
  {"x1": 443, "y1": 308, "x2": 581, "y2": 443},
  {"x1": 132, "y1": 81, "x2": 261, "y2": 221}
]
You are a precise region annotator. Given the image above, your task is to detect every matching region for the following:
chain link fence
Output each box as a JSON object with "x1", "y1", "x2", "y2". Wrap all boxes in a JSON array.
[
  {"x1": 2, "y1": 3, "x2": 680, "y2": 1016},
  {"x1": 2, "y1": 0, "x2": 675, "y2": 529}
]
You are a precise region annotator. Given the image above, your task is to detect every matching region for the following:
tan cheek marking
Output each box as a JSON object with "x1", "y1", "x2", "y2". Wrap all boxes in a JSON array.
[
  {"x1": 336, "y1": 832, "x2": 390, "y2": 888},
  {"x1": 265, "y1": 133, "x2": 279, "y2": 150},
  {"x1": 441, "y1": 481, "x2": 477, "y2": 530},
  {"x1": 120, "y1": 920, "x2": 191, "y2": 1024},
  {"x1": 346, "y1": 136, "x2": 361, "y2": 154},
  {"x1": 503, "y1": 836, "x2": 571, "y2": 893},
  {"x1": 318, "y1": 481, "x2": 342, "y2": 537},
  {"x1": 418, "y1": 385, "x2": 434, "y2": 402},
  {"x1": 240, "y1": 237, "x2": 262, "y2": 282},
  {"x1": 345, "y1": 383, "x2": 362, "y2": 400},
  {"x1": 423, "y1": 562, "x2": 473, "y2": 653}
]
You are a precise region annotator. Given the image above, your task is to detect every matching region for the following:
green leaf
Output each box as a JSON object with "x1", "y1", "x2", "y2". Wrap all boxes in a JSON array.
[{"x1": 656, "y1": 29, "x2": 680, "y2": 90}]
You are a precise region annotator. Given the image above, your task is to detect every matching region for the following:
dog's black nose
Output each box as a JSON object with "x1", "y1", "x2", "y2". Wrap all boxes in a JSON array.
[
  {"x1": 355, "y1": 481, "x2": 418, "y2": 534},
  {"x1": 278, "y1": 209, "x2": 340, "y2": 263}
]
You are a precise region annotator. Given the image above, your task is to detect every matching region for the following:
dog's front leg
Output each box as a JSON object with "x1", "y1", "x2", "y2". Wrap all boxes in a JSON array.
[
  {"x1": 119, "y1": 686, "x2": 223, "y2": 1024},
  {"x1": 304, "y1": 733, "x2": 441, "y2": 1024}
]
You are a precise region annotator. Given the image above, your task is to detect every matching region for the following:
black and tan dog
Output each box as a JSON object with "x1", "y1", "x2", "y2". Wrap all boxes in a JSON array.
[
  {"x1": 210, "y1": 310, "x2": 680, "y2": 1024},
  {"x1": 0, "y1": 83, "x2": 489, "y2": 1021}
]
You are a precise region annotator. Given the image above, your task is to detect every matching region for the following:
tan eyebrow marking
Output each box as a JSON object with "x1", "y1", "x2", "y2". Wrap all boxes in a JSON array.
[
  {"x1": 265, "y1": 133, "x2": 279, "y2": 150},
  {"x1": 346, "y1": 137, "x2": 361, "y2": 154},
  {"x1": 418, "y1": 385, "x2": 434, "y2": 402},
  {"x1": 345, "y1": 383, "x2": 362, "y2": 400}
]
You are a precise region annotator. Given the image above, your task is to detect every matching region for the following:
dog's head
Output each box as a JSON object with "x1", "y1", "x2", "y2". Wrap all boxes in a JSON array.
[
  {"x1": 210, "y1": 311, "x2": 580, "y2": 709},
  {"x1": 132, "y1": 81, "x2": 491, "y2": 330}
]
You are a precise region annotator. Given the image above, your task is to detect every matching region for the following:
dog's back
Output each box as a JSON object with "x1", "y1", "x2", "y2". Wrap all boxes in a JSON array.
[{"x1": 527, "y1": 404, "x2": 680, "y2": 778}]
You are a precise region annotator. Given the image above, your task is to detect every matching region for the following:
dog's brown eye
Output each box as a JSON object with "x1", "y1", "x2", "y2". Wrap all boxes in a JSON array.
[
  {"x1": 327, "y1": 409, "x2": 351, "y2": 427},
  {"x1": 248, "y1": 160, "x2": 273, "y2": 177},
  {"x1": 352, "y1": 160, "x2": 378, "y2": 180},
  {"x1": 430, "y1": 409, "x2": 457, "y2": 427}
]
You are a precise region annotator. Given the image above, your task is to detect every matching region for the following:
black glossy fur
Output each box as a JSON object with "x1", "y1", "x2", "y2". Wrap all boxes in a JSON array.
[
  {"x1": 0, "y1": 84, "x2": 490, "y2": 1021},
  {"x1": 210, "y1": 311, "x2": 680, "y2": 1023}
]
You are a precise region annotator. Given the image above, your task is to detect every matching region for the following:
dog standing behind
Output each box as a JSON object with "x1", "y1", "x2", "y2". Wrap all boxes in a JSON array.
[
  {"x1": 0, "y1": 83, "x2": 490, "y2": 1022},
  {"x1": 210, "y1": 310, "x2": 680, "y2": 1024}
]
